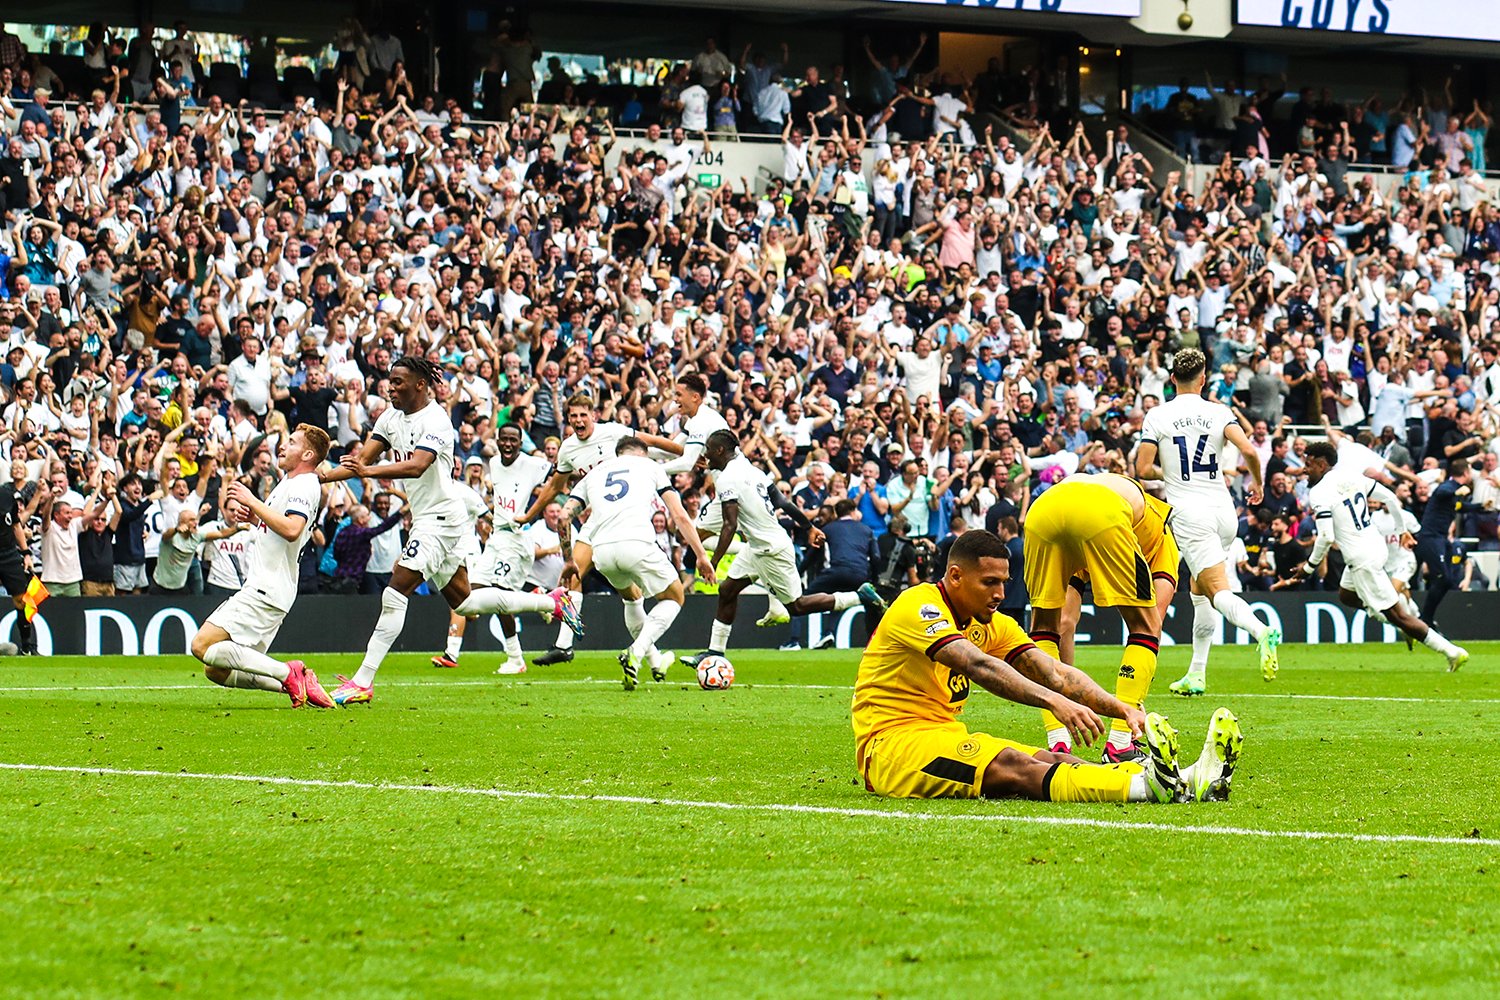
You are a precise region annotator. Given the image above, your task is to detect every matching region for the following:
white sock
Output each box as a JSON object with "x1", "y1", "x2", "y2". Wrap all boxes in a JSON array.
[
  {"x1": 456, "y1": 588, "x2": 552, "y2": 617},
  {"x1": 220, "y1": 669, "x2": 285, "y2": 692},
  {"x1": 445, "y1": 630, "x2": 463, "y2": 659},
  {"x1": 1422, "y1": 627, "x2": 1459, "y2": 658},
  {"x1": 622, "y1": 597, "x2": 647, "y2": 640},
  {"x1": 1189, "y1": 593, "x2": 1215, "y2": 678},
  {"x1": 709, "y1": 618, "x2": 732, "y2": 654},
  {"x1": 201, "y1": 640, "x2": 291, "y2": 682},
  {"x1": 503, "y1": 633, "x2": 524, "y2": 663},
  {"x1": 555, "y1": 591, "x2": 583, "y2": 649},
  {"x1": 354, "y1": 587, "x2": 408, "y2": 687},
  {"x1": 631, "y1": 601, "x2": 682, "y2": 660},
  {"x1": 1046, "y1": 728, "x2": 1071, "y2": 752},
  {"x1": 1212, "y1": 590, "x2": 1269, "y2": 642},
  {"x1": 832, "y1": 591, "x2": 859, "y2": 611},
  {"x1": 1127, "y1": 771, "x2": 1153, "y2": 802},
  {"x1": 1401, "y1": 594, "x2": 1420, "y2": 618},
  {"x1": 1367, "y1": 606, "x2": 1390, "y2": 625},
  {"x1": 768, "y1": 596, "x2": 789, "y2": 618}
]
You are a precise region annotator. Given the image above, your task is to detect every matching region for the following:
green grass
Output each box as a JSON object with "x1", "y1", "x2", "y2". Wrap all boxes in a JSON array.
[{"x1": 1, "y1": 642, "x2": 1498, "y2": 998}]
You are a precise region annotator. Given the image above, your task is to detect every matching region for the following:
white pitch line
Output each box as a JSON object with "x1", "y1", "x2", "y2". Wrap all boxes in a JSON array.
[
  {"x1": 0, "y1": 761, "x2": 1493, "y2": 848},
  {"x1": 0, "y1": 678, "x2": 1497, "y2": 706}
]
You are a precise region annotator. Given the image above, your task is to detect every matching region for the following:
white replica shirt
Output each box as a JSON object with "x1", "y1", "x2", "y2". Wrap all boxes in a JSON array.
[
  {"x1": 1140, "y1": 392, "x2": 1236, "y2": 512},
  {"x1": 372, "y1": 400, "x2": 464, "y2": 523},
  {"x1": 243, "y1": 472, "x2": 320, "y2": 611},
  {"x1": 1308, "y1": 467, "x2": 1396, "y2": 570},
  {"x1": 712, "y1": 454, "x2": 791, "y2": 554},
  {"x1": 664, "y1": 404, "x2": 729, "y2": 474},
  {"x1": 202, "y1": 520, "x2": 250, "y2": 589},
  {"x1": 569, "y1": 455, "x2": 672, "y2": 548},
  {"x1": 555, "y1": 421, "x2": 632, "y2": 479},
  {"x1": 488, "y1": 452, "x2": 551, "y2": 527}
]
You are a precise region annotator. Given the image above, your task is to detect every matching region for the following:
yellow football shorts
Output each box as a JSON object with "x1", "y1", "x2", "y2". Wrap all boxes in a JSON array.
[
  {"x1": 1024, "y1": 480, "x2": 1154, "y2": 610},
  {"x1": 860, "y1": 723, "x2": 1041, "y2": 799}
]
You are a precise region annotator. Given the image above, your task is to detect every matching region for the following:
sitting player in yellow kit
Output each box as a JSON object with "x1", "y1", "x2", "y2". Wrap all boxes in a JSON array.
[{"x1": 852, "y1": 530, "x2": 1242, "y2": 804}]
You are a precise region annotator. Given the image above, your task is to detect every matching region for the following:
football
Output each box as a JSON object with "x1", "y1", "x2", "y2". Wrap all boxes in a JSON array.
[{"x1": 695, "y1": 655, "x2": 735, "y2": 690}]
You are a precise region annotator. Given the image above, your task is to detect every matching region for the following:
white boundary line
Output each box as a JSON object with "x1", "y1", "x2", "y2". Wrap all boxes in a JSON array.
[
  {"x1": 0, "y1": 761, "x2": 1493, "y2": 848},
  {"x1": 0, "y1": 678, "x2": 1496, "y2": 706}
]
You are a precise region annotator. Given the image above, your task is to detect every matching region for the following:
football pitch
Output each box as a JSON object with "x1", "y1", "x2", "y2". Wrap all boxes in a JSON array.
[{"x1": 2, "y1": 644, "x2": 1497, "y2": 997}]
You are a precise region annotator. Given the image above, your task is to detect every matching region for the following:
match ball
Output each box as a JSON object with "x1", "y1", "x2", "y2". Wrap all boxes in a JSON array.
[{"x1": 696, "y1": 655, "x2": 735, "y2": 691}]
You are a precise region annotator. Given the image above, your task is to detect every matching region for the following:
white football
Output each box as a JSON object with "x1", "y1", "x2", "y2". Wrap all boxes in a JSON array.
[{"x1": 696, "y1": 655, "x2": 735, "y2": 691}]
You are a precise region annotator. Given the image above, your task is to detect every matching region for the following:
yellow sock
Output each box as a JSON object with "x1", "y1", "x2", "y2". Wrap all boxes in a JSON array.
[
  {"x1": 1030, "y1": 630, "x2": 1068, "y2": 746},
  {"x1": 1110, "y1": 633, "x2": 1160, "y2": 742},
  {"x1": 1044, "y1": 761, "x2": 1135, "y2": 803}
]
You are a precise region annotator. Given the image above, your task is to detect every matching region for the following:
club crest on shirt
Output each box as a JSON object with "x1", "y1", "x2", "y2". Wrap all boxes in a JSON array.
[
  {"x1": 967, "y1": 625, "x2": 986, "y2": 644},
  {"x1": 919, "y1": 603, "x2": 943, "y2": 620}
]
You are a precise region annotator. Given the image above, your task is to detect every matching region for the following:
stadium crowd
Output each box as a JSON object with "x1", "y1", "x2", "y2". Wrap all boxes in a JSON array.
[{"x1": 2, "y1": 22, "x2": 1500, "y2": 630}]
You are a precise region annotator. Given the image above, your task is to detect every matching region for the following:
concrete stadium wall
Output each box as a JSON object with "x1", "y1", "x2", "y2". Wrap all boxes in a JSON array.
[{"x1": 7, "y1": 592, "x2": 1496, "y2": 656}]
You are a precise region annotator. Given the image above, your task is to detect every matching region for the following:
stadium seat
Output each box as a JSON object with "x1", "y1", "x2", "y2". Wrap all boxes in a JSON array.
[
  {"x1": 282, "y1": 65, "x2": 320, "y2": 103},
  {"x1": 247, "y1": 64, "x2": 281, "y2": 108},
  {"x1": 207, "y1": 62, "x2": 245, "y2": 103}
]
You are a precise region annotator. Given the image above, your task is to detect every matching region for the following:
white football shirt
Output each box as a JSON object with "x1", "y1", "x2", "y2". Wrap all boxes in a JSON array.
[
  {"x1": 201, "y1": 520, "x2": 250, "y2": 589},
  {"x1": 372, "y1": 400, "x2": 464, "y2": 523},
  {"x1": 1308, "y1": 467, "x2": 1386, "y2": 568},
  {"x1": 555, "y1": 421, "x2": 632, "y2": 478},
  {"x1": 569, "y1": 455, "x2": 671, "y2": 548},
  {"x1": 712, "y1": 454, "x2": 791, "y2": 554},
  {"x1": 489, "y1": 452, "x2": 551, "y2": 527},
  {"x1": 243, "y1": 472, "x2": 320, "y2": 611},
  {"x1": 664, "y1": 405, "x2": 730, "y2": 474},
  {"x1": 1140, "y1": 393, "x2": 1236, "y2": 510}
]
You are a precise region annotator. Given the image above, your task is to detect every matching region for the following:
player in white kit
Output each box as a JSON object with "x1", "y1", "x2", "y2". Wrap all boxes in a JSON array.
[
  {"x1": 190, "y1": 424, "x2": 335, "y2": 708},
  {"x1": 559, "y1": 437, "x2": 715, "y2": 690},
  {"x1": 438, "y1": 422, "x2": 559, "y2": 674},
  {"x1": 1135, "y1": 349, "x2": 1283, "y2": 695},
  {"x1": 1293, "y1": 442, "x2": 1468, "y2": 670},
  {"x1": 682, "y1": 430, "x2": 887, "y2": 669},
  {"x1": 321, "y1": 356, "x2": 581, "y2": 706},
  {"x1": 518, "y1": 394, "x2": 677, "y2": 667}
]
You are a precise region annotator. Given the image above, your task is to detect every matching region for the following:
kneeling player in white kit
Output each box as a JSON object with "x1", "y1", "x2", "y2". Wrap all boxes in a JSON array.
[
  {"x1": 1136, "y1": 349, "x2": 1283, "y2": 696},
  {"x1": 682, "y1": 430, "x2": 887, "y2": 668},
  {"x1": 321, "y1": 357, "x2": 582, "y2": 705},
  {"x1": 560, "y1": 437, "x2": 716, "y2": 690},
  {"x1": 190, "y1": 424, "x2": 335, "y2": 708},
  {"x1": 443, "y1": 423, "x2": 571, "y2": 674},
  {"x1": 1293, "y1": 442, "x2": 1468, "y2": 670}
]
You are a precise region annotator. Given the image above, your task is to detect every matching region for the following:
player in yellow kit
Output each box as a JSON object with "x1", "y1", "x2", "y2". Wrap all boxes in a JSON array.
[
  {"x1": 852, "y1": 529, "x2": 1242, "y2": 804},
  {"x1": 1024, "y1": 473, "x2": 1201, "y2": 764}
]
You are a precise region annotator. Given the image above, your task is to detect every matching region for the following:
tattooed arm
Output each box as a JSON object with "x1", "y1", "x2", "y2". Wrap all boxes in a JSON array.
[
  {"x1": 1009, "y1": 646, "x2": 1145, "y2": 737},
  {"x1": 556, "y1": 496, "x2": 583, "y2": 563},
  {"x1": 934, "y1": 639, "x2": 1107, "y2": 746}
]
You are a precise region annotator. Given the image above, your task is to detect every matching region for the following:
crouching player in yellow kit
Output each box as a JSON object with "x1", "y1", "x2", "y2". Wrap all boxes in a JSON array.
[{"x1": 853, "y1": 530, "x2": 1241, "y2": 804}]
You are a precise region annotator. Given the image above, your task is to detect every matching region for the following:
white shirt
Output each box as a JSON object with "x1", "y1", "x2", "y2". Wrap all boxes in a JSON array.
[
  {"x1": 1140, "y1": 392, "x2": 1236, "y2": 511},
  {"x1": 488, "y1": 452, "x2": 551, "y2": 527},
  {"x1": 680, "y1": 85, "x2": 710, "y2": 131},
  {"x1": 896, "y1": 350, "x2": 942, "y2": 403},
  {"x1": 372, "y1": 401, "x2": 464, "y2": 523},
  {"x1": 664, "y1": 404, "x2": 729, "y2": 474},
  {"x1": 1308, "y1": 467, "x2": 1394, "y2": 570},
  {"x1": 243, "y1": 471, "x2": 320, "y2": 611},
  {"x1": 227, "y1": 353, "x2": 273, "y2": 415},
  {"x1": 712, "y1": 454, "x2": 790, "y2": 554},
  {"x1": 524, "y1": 521, "x2": 563, "y2": 589},
  {"x1": 569, "y1": 454, "x2": 671, "y2": 548},
  {"x1": 555, "y1": 421, "x2": 632, "y2": 478},
  {"x1": 202, "y1": 520, "x2": 250, "y2": 589}
]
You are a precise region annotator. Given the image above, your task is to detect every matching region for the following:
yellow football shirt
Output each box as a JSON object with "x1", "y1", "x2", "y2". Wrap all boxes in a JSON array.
[{"x1": 852, "y1": 582, "x2": 1036, "y2": 756}]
